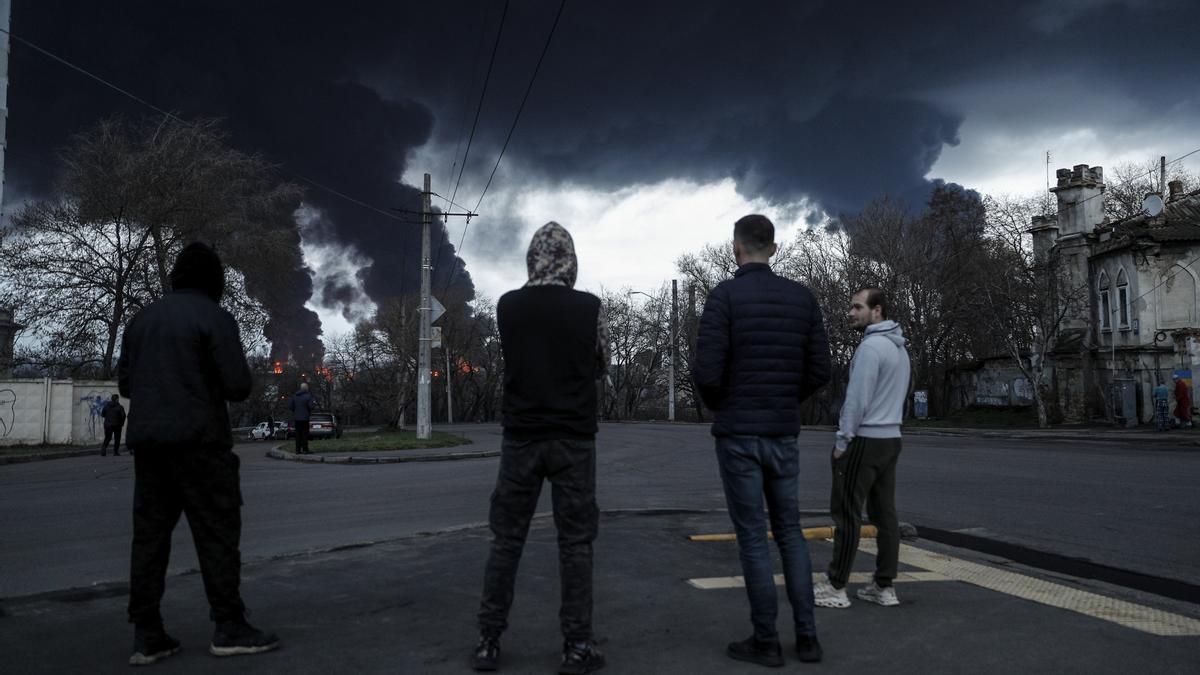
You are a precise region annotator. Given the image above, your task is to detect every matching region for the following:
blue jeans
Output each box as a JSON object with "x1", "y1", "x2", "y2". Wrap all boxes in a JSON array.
[{"x1": 716, "y1": 435, "x2": 817, "y2": 641}]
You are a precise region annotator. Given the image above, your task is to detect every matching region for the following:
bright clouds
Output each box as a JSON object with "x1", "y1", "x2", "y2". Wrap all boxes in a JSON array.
[{"x1": 449, "y1": 178, "x2": 817, "y2": 305}]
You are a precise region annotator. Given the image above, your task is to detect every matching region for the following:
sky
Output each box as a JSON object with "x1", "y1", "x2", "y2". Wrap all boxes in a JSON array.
[{"x1": 6, "y1": 0, "x2": 1200, "y2": 344}]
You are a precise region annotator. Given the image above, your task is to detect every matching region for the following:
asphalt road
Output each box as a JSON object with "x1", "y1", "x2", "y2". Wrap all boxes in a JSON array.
[{"x1": 2, "y1": 422, "x2": 1198, "y2": 598}]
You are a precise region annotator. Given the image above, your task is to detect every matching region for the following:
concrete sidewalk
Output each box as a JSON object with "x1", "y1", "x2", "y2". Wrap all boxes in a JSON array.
[{"x1": 2, "y1": 511, "x2": 1196, "y2": 673}]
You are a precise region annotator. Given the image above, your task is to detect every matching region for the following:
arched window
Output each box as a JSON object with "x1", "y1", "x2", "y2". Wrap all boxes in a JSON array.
[
  {"x1": 1116, "y1": 268, "x2": 1130, "y2": 330},
  {"x1": 1097, "y1": 271, "x2": 1111, "y2": 331},
  {"x1": 1157, "y1": 264, "x2": 1198, "y2": 328}
]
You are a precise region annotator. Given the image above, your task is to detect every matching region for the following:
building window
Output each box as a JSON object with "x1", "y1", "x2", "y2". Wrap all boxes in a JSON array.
[
  {"x1": 1098, "y1": 272, "x2": 1111, "y2": 331},
  {"x1": 1117, "y1": 269, "x2": 1130, "y2": 330}
]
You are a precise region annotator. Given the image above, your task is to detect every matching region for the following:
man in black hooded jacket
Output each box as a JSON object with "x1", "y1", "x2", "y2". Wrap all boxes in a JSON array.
[
  {"x1": 471, "y1": 222, "x2": 609, "y2": 674},
  {"x1": 118, "y1": 242, "x2": 279, "y2": 666}
]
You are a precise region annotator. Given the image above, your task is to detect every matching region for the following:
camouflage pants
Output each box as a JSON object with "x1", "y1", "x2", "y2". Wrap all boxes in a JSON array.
[
  {"x1": 478, "y1": 437, "x2": 598, "y2": 641},
  {"x1": 128, "y1": 447, "x2": 246, "y2": 627}
]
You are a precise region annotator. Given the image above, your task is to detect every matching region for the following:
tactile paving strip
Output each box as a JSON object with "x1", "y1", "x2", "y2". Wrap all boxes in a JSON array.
[{"x1": 892, "y1": 542, "x2": 1200, "y2": 637}]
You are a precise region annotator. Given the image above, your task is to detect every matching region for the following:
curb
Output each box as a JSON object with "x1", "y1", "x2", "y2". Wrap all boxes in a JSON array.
[
  {"x1": 0, "y1": 448, "x2": 103, "y2": 465},
  {"x1": 688, "y1": 522, "x2": 919, "y2": 542},
  {"x1": 265, "y1": 447, "x2": 499, "y2": 464}
]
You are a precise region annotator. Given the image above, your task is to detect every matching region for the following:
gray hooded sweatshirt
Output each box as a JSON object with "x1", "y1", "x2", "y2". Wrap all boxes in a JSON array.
[{"x1": 835, "y1": 320, "x2": 911, "y2": 452}]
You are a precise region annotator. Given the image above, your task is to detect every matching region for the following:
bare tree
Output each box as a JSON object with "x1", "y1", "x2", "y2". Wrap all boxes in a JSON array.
[
  {"x1": 1104, "y1": 159, "x2": 1198, "y2": 221},
  {"x1": 0, "y1": 113, "x2": 301, "y2": 378},
  {"x1": 976, "y1": 194, "x2": 1087, "y2": 427}
]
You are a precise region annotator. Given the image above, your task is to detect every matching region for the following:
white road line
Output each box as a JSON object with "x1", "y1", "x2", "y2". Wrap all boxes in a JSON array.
[{"x1": 687, "y1": 571, "x2": 948, "y2": 590}]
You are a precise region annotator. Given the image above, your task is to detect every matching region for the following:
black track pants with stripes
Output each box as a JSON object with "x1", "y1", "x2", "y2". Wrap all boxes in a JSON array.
[{"x1": 827, "y1": 437, "x2": 902, "y2": 589}]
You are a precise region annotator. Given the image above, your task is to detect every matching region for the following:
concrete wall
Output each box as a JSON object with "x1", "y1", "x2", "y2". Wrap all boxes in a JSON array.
[{"x1": 0, "y1": 379, "x2": 123, "y2": 446}]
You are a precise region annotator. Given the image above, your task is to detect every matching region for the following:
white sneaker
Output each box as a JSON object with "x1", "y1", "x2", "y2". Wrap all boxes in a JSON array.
[
  {"x1": 813, "y1": 575, "x2": 851, "y2": 608},
  {"x1": 856, "y1": 582, "x2": 899, "y2": 606}
]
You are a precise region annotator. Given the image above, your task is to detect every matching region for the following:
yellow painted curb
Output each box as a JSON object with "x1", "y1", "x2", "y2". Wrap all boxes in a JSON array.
[{"x1": 689, "y1": 525, "x2": 878, "y2": 542}]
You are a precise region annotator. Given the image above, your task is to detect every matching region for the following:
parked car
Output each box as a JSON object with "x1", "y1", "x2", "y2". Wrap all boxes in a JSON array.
[
  {"x1": 249, "y1": 421, "x2": 288, "y2": 441},
  {"x1": 308, "y1": 412, "x2": 341, "y2": 440}
]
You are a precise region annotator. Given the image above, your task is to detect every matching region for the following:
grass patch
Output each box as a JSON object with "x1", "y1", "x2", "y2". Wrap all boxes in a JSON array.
[
  {"x1": 305, "y1": 430, "x2": 471, "y2": 453},
  {"x1": 906, "y1": 406, "x2": 1040, "y2": 428}
]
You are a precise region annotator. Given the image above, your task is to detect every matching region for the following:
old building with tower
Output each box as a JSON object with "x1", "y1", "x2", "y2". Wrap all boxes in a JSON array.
[{"x1": 1029, "y1": 164, "x2": 1200, "y2": 424}]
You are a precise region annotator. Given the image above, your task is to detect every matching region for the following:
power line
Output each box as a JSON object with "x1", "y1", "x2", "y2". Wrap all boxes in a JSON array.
[
  {"x1": 1072, "y1": 147, "x2": 1200, "y2": 208},
  {"x1": 1, "y1": 26, "x2": 409, "y2": 226},
  {"x1": 443, "y1": 0, "x2": 568, "y2": 298},
  {"x1": 471, "y1": 0, "x2": 568, "y2": 216},
  {"x1": 440, "y1": 4, "x2": 493, "y2": 216},
  {"x1": 427, "y1": 192, "x2": 477, "y2": 217},
  {"x1": 0, "y1": 27, "x2": 177, "y2": 122},
  {"x1": 448, "y1": 0, "x2": 511, "y2": 214}
]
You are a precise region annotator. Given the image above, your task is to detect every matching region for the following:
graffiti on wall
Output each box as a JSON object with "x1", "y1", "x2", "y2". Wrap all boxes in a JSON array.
[
  {"x1": 79, "y1": 392, "x2": 107, "y2": 439},
  {"x1": 0, "y1": 389, "x2": 15, "y2": 437}
]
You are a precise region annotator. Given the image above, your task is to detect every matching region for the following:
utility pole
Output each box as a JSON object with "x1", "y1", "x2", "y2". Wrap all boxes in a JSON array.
[
  {"x1": 669, "y1": 279, "x2": 677, "y2": 422},
  {"x1": 1160, "y1": 155, "x2": 1167, "y2": 198},
  {"x1": 1, "y1": 0, "x2": 11, "y2": 214},
  {"x1": 400, "y1": 173, "x2": 477, "y2": 439},
  {"x1": 1044, "y1": 150, "x2": 1051, "y2": 215},
  {"x1": 445, "y1": 347, "x2": 453, "y2": 425},
  {"x1": 417, "y1": 174, "x2": 433, "y2": 440}
]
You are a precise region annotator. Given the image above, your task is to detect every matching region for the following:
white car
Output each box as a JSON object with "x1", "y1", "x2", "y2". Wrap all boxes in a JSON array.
[{"x1": 249, "y1": 422, "x2": 286, "y2": 441}]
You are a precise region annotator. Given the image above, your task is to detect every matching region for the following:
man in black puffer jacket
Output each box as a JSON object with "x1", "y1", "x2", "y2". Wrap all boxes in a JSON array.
[
  {"x1": 694, "y1": 214, "x2": 832, "y2": 667},
  {"x1": 118, "y1": 242, "x2": 279, "y2": 666}
]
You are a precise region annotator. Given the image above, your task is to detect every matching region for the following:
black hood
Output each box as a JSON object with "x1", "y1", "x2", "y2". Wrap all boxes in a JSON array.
[{"x1": 169, "y1": 242, "x2": 225, "y2": 303}]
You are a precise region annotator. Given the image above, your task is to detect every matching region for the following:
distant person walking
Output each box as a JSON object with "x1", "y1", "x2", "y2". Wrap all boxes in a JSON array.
[
  {"x1": 100, "y1": 394, "x2": 126, "y2": 456},
  {"x1": 288, "y1": 383, "x2": 316, "y2": 453},
  {"x1": 1153, "y1": 381, "x2": 1171, "y2": 431},
  {"x1": 814, "y1": 287, "x2": 911, "y2": 610},
  {"x1": 694, "y1": 214, "x2": 831, "y2": 667},
  {"x1": 118, "y1": 242, "x2": 279, "y2": 666},
  {"x1": 472, "y1": 222, "x2": 609, "y2": 674},
  {"x1": 1173, "y1": 374, "x2": 1193, "y2": 429}
]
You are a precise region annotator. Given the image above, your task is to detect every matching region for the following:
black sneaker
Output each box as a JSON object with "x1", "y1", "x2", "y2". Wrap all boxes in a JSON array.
[
  {"x1": 209, "y1": 620, "x2": 280, "y2": 657},
  {"x1": 559, "y1": 639, "x2": 605, "y2": 674},
  {"x1": 726, "y1": 636, "x2": 784, "y2": 667},
  {"x1": 471, "y1": 634, "x2": 501, "y2": 671},
  {"x1": 796, "y1": 634, "x2": 823, "y2": 663},
  {"x1": 129, "y1": 627, "x2": 181, "y2": 666}
]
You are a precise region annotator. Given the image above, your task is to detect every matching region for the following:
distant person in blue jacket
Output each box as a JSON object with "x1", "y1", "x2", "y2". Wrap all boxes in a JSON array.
[
  {"x1": 1153, "y1": 381, "x2": 1171, "y2": 431},
  {"x1": 100, "y1": 394, "x2": 126, "y2": 456},
  {"x1": 288, "y1": 382, "x2": 316, "y2": 454}
]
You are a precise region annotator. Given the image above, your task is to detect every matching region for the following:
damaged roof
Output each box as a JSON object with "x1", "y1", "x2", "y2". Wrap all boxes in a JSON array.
[{"x1": 1092, "y1": 188, "x2": 1200, "y2": 256}]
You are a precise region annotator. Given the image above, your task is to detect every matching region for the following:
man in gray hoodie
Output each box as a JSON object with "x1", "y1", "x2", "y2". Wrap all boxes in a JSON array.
[{"x1": 814, "y1": 287, "x2": 910, "y2": 609}]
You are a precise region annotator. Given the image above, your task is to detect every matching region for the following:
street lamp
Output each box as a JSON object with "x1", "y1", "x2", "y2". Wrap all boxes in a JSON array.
[{"x1": 626, "y1": 287, "x2": 677, "y2": 422}]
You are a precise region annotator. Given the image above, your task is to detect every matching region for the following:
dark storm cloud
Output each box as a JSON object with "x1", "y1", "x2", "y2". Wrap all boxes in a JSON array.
[
  {"x1": 8, "y1": 1, "x2": 1200, "y2": 318},
  {"x1": 6, "y1": 0, "x2": 475, "y2": 357}
]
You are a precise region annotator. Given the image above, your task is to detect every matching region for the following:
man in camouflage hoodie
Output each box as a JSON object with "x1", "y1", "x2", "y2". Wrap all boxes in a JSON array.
[{"x1": 472, "y1": 222, "x2": 609, "y2": 674}]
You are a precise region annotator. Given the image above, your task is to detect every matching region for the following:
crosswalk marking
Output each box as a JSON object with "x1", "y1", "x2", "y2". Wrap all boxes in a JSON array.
[
  {"x1": 688, "y1": 526, "x2": 877, "y2": 542},
  {"x1": 687, "y1": 571, "x2": 948, "y2": 590}
]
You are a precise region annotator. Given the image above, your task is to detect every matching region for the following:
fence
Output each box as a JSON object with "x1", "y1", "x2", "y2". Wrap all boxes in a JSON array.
[{"x1": 0, "y1": 379, "x2": 123, "y2": 446}]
